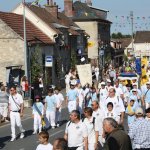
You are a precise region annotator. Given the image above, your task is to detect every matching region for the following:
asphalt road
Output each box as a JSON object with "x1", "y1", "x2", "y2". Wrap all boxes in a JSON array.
[{"x1": 0, "y1": 108, "x2": 69, "y2": 150}]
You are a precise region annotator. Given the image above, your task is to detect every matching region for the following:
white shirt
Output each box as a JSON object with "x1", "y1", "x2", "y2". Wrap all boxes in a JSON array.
[
  {"x1": 114, "y1": 86, "x2": 123, "y2": 97},
  {"x1": 36, "y1": 143, "x2": 53, "y2": 150},
  {"x1": 9, "y1": 93, "x2": 23, "y2": 111},
  {"x1": 99, "y1": 88, "x2": 108, "y2": 107},
  {"x1": 105, "y1": 96, "x2": 125, "y2": 116},
  {"x1": 92, "y1": 108, "x2": 105, "y2": 120},
  {"x1": 54, "y1": 93, "x2": 64, "y2": 108},
  {"x1": 65, "y1": 121, "x2": 88, "y2": 147},
  {"x1": 84, "y1": 117, "x2": 97, "y2": 144}
]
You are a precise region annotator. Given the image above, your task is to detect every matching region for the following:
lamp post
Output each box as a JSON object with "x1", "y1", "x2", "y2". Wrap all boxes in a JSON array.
[
  {"x1": 23, "y1": 0, "x2": 28, "y2": 78},
  {"x1": 99, "y1": 46, "x2": 104, "y2": 81}
]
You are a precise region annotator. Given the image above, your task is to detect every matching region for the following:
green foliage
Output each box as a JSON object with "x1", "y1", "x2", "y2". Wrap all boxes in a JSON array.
[
  {"x1": 71, "y1": 49, "x2": 77, "y2": 68},
  {"x1": 111, "y1": 32, "x2": 132, "y2": 39},
  {"x1": 30, "y1": 45, "x2": 43, "y2": 83}
]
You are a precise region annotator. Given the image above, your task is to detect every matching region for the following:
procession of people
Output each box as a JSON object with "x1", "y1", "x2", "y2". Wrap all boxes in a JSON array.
[{"x1": 1, "y1": 60, "x2": 150, "y2": 150}]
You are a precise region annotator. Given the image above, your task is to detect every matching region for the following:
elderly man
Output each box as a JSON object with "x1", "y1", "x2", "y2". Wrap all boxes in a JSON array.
[
  {"x1": 64, "y1": 110, "x2": 88, "y2": 150},
  {"x1": 128, "y1": 107, "x2": 150, "y2": 150},
  {"x1": 103, "y1": 118, "x2": 132, "y2": 150}
]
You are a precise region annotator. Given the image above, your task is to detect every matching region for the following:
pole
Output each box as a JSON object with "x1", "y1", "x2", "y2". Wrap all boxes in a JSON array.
[
  {"x1": 23, "y1": 0, "x2": 28, "y2": 78},
  {"x1": 130, "y1": 11, "x2": 134, "y2": 54}
]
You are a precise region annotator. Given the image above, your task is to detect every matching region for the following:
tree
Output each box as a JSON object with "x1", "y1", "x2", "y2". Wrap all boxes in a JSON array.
[
  {"x1": 30, "y1": 45, "x2": 43, "y2": 84},
  {"x1": 111, "y1": 32, "x2": 131, "y2": 39}
]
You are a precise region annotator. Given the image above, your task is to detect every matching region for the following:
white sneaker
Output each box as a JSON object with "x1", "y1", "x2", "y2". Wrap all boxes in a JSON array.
[
  {"x1": 52, "y1": 126, "x2": 55, "y2": 129},
  {"x1": 10, "y1": 137, "x2": 16, "y2": 142},
  {"x1": 32, "y1": 131, "x2": 37, "y2": 135},
  {"x1": 57, "y1": 124, "x2": 60, "y2": 127},
  {"x1": 20, "y1": 133, "x2": 24, "y2": 139}
]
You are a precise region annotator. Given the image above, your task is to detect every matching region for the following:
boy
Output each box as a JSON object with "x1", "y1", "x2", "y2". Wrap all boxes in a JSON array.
[
  {"x1": 126, "y1": 99, "x2": 136, "y2": 126},
  {"x1": 145, "y1": 108, "x2": 150, "y2": 121},
  {"x1": 36, "y1": 131, "x2": 53, "y2": 150},
  {"x1": 104, "y1": 102, "x2": 119, "y2": 123}
]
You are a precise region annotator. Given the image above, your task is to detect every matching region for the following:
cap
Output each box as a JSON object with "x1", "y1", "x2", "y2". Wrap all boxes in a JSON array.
[
  {"x1": 107, "y1": 79, "x2": 111, "y2": 83},
  {"x1": 132, "y1": 83, "x2": 137, "y2": 86},
  {"x1": 70, "y1": 80, "x2": 77, "y2": 86},
  {"x1": 101, "y1": 82, "x2": 106, "y2": 85},
  {"x1": 35, "y1": 95, "x2": 40, "y2": 100},
  {"x1": 132, "y1": 89, "x2": 137, "y2": 92},
  {"x1": 146, "y1": 82, "x2": 150, "y2": 85},
  {"x1": 135, "y1": 107, "x2": 144, "y2": 115}
]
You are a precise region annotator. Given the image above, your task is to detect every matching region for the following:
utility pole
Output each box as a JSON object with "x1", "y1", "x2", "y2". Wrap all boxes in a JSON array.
[
  {"x1": 23, "y1": 0, "x2": 28, "y2": 78},
  {"x1": 130, "y1": 11, "x2": 134, "y2": 54}
]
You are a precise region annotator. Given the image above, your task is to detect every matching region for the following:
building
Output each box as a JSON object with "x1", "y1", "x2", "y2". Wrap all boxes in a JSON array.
[
  {"x1": 0, "y1": 11, "x2": 54, "y2": 87},
  {"x1": 63, "y1": 0, "x2": 111, "y2": 65}
]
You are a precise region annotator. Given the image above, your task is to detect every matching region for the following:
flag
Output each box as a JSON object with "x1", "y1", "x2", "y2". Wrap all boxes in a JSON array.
[
  {"x1": 31, "y1": 0, "x2": 44, "y2": 6},
  {"x1": 135, "y1": 58, "x2": 141, "y2": 75}
]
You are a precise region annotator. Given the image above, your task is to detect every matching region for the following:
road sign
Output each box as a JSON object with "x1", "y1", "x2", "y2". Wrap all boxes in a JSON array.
[{"x1": 45, "y1": 56, "x2": 53, "y2": 67}]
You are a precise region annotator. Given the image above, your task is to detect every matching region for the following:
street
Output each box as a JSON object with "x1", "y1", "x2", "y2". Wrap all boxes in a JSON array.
[{"x1": 0, "y1": 108, "x2": 69, "y2": 150}]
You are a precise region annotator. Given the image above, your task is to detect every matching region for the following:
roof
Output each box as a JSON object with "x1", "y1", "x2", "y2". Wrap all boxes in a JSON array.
[
  {"x1": 134, "y1": 31, "x2": 150, "y2": 43},
  {"x1": 0, "y1": 11, "x2": 54, "y2": 44},
  {"x1": 111, "y1": 38, "x2": 132, "y2": 48},
  {"x1": 26, "y1": 4, "x2": 83, "y2": 35},
  {"x1": 72, "y1": 1, "x2": 111, "y2": 23}
]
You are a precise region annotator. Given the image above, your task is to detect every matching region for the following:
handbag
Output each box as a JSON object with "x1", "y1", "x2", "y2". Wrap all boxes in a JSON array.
[{"x1": 11, "y1": 95, "x2": 21, "y2": 113}]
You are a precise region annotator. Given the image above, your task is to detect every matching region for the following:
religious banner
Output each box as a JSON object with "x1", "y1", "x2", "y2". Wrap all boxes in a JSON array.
[{"x1": 77, "y1": 64, "x2": 92, "y2": 86}]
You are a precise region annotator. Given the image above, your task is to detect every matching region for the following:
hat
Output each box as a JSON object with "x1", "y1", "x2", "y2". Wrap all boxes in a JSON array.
[
  {"x1": 35, "y1": 95, "x2": 40, "y2": 100},
  {"x1": 132, "y1": 83, "x2": 137, "y2": 86},
  {"x1": 70, "y1": 80, "x2": 77, "y2": 86},
  {"x1": 146, "y1": 82, "x2": 150, "y2": 85},
  {"x1": 107, "y1": 79, "x2": 111, "y2": 83},
  {"x1": 135, "y1": 107, "x2": 144, "y2": 115},
  {"x1": 101, "y1": 82, "x2": 106, "y2": 85},
  {"x1": 132, "y1": 89, "x2": 137, "y2": 92}
]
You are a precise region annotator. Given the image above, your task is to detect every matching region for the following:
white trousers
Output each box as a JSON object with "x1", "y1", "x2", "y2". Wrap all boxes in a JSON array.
[
  {"x1": 55, "y1": 108, "x2": 61, "y2": 123},
  {"x1": 0, "y1": 103, "x2": 8, "y2": 118},
  {"x1": 10, "y1": 111, "x2": 24, "y2": 138},
  {"x1": 33, "y1": 113, "x2": 42, "y2": 132},
  {"x1": 46, "y1": 111, "x2": 56, "y2": 127},
  {"x1": 88, "y1": 143, "x2": 95, "y2": 150},
  {"x1": 68, "y1": 101, "x2": 77, "y2": 113}
]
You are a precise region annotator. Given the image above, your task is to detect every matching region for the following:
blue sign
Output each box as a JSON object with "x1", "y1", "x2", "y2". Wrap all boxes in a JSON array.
[
  {"x1": 135, "y1": 58, "x2": 141, "y2": 75},
  {"x1": 45, "y1": 56, "x2": 53, "y2": 67}
]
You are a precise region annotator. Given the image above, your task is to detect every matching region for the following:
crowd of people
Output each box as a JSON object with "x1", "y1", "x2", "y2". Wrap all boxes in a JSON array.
[{"x1": 1, "y1": 61, "x2": 150, "y2": 150}]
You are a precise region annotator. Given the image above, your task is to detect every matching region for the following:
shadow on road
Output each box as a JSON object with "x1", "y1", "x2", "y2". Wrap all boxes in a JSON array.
[
  {"x1": 0, "y1": 136, "x2": 11, "y2": 149},
  {"x1": 24, "y1": 129, "x2": 33, "y2": 138}
]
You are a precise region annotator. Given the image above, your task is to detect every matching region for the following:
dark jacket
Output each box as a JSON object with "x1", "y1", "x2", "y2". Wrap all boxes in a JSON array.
[{"x1": 103, "y1": 129, "x2": 132, "y2": 150}]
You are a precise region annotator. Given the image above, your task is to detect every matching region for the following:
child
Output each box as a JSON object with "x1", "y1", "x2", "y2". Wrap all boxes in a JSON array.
[
  {"x1": 54, "y1": 87, "x2": 64, "y2": 127},
  {"x1": 32, "y1": 95, "x2": 44, "y2": 134},
  {"x1": 45, "y1": 89, "x2": 57, "y2": 129},
  {"x1": 126, "y1": 99, "x2": 136, "y2": 126},
  {"x1": 145, "y1": 108, "x2": 150, "y2": 121},
  {"x1": 105, "y1": 102, "x2": 119, "y2": 123},
  {"x1": 36, "y1": 131, "x2": 53, "y2": 150}
]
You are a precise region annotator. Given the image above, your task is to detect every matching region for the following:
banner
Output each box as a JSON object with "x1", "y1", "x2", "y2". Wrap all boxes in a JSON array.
[
  {"x1": 77, "y1": 64, "x2": 92, "y2": 86},
  {"x1": 135, "y1": 58, "x2": 141, "y2": 75}
]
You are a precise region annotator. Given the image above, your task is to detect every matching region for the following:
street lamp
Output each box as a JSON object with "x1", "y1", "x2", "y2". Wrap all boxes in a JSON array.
[{"x1": 99, "y1": 46, "x2": 104, "y2": 81}]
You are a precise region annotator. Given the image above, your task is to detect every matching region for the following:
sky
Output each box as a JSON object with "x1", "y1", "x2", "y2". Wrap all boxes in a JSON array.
[{"x1": 0, "y1": 0, "x2": 150, "y2": 34}]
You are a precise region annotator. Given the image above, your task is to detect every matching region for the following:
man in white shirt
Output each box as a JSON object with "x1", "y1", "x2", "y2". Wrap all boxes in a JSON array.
[
  {"x1": 8, "y1": 86, "x2": 25, "y2": 142},
  {"x1": 64, "y1": 110, "x2": 88, "y2": 150},
  {"x1": 105, "y1": 88, "x2": 125, "y2": 125}
]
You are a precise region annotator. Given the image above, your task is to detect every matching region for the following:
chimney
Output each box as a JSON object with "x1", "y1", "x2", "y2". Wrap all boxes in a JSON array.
[
  {"x1": 86, "y1": 0, "x2": 92, "y2": 6},
  {"x1": 45, "y1": 1, "x2": 58, "y2": 18},
  {"x1": 64, "y1": 0, "x2": 73, "y2": 17}
]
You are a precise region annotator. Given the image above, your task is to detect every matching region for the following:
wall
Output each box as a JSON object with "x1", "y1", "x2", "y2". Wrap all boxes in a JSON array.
[
  {"x1": 0, "y1": 20, "x2": 24, "y2": 84},
  {"x1": 75, "y1": 21, "x2": 98, "y2": 59}
]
